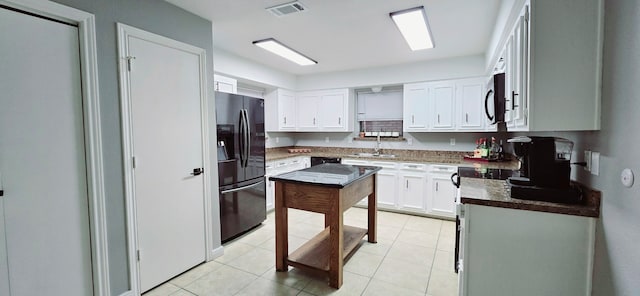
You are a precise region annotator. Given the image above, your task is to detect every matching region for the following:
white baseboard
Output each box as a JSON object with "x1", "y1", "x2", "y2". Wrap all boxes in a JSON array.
[{"x1": 210, "y1": 246, "x2": 224, "y2": 260}]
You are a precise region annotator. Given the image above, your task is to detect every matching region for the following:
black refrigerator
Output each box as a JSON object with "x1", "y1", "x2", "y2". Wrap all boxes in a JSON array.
[{"x1": 215, "y1": 92, "x2": 266, "y2": 242}]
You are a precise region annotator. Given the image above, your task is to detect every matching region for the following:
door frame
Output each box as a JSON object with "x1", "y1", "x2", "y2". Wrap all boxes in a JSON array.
[
  {"x1": 0, "y1": 0, "x2": 108, "y2": 295},
  {"x1": 116, "y1": 23, "x2": 213, "y2": 295}
]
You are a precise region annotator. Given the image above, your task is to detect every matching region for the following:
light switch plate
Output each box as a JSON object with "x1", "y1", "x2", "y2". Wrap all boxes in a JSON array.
[
  {"x1": 584, "y1": 150, "x2": 592, "y2": 172},
  {"x1": 591, "y1": 152, "x2": 600, "y2": 176}
]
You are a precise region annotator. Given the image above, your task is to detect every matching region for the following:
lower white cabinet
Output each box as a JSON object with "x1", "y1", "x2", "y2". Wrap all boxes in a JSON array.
[
  {"x1": 341, "y1": 159, "x2": 457, "y2": 219},
  {"x1": 397, "y1": 163, "x2": 428, "y2": 213},
  {"x1": 459, "y1": 204, "x2": 596, "y2": 296},
  {"x1": 265, "y1": 156, "x2": 310, "y2": 211},
  {"x1": 372, "y1": 161, "x2": 399, "y2": 208},
  {"x1": 427, "y1": 165, "x2": 457, "y2": 218}
]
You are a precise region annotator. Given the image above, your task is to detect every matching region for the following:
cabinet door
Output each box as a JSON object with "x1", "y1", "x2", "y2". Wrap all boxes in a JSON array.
[
  {"x1": 399, "y1": 173, "x2": 426, "y2": 212},
  {"x1": 320, "y1": 93, "x2": 346, "y2": 130},
  {"x1": 214, "y1": 74, "x2": 237, "y2": 94},
  {"x1": 457, "y1": 79, "x2": 485, "y2": 130},
  {"x1": 512, "y1": 10, "x2": 529, "y2": 129},
  {"x1": 504, "y1": 35, "x2": 515, "y2": 127},
  {"x1": 278, "y1": 90, "x2": 297, "y2": 130},
  {"x1": 403, "y1": 83, "x2": 429, "y2": 131},
  {"x1": 430, "y1": 176, "x2": 457, "y2": 218},
  {"x1": 296, "y1": 94, "x2": 319, "y2": 130},
  {"x1": 431, "y1": 82, "x2": 455, "y2": 129},
  {"x1": 376, "y1": 169, "x2": 398, "y2": 208}
]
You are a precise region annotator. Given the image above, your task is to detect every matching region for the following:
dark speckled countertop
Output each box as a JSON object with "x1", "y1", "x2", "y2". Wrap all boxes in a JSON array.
[
  {"x1": 269, "y1": 163, "x2": 381, "y2": 188},
  {"x1": 460, "y1": 177, "x2": 601, "y2": 218}
]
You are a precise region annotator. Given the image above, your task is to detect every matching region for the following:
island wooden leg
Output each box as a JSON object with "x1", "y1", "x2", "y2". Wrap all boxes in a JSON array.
[
  {"x1": 328, "y1": 193, "x2": 344, "y2": 289},
  {"x1": 275, "y1": 182, "x2": 288, "y2": 271},
  {"x1": 368, "y1": 176, "x2": 377, "y2": 243}
]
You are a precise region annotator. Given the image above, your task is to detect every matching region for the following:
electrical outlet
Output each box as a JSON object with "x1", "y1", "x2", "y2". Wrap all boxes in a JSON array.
[
  {"x1": 325, "y1": 137, "x2": 330, "y2": 143},
  {"x1": 450, "y1": 138, "x2": 456, "y2": 146},
  {"x1": 591, "y1": 152, "x2": 600, "y2": 176},
  {"x1": 584, "y1": 150, "x2": 592, "y2": 172},
  {"x1": 275, "y1": 137, "x2": 279, "y2": 143},
  {"x1": 407, "y1": 138, "x2": 413, "y2": 146}
]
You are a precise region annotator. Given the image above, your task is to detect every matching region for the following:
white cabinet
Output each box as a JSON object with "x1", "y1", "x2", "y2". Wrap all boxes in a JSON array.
[
  {"x1": 373, "y1": 162, "x2": 399, "y2": 208},
  {"x1": 430, "y1": 81, "x2": 455, "y2": 130},
  {"x1": 404, "y1": 78, "x2": 489, "y2": 132},
  {"x1": 213, "y1": 74, "x2": 237, "y2": 94},
  {"x1": 427, "y1": 165, "x2": 457, "y2": 218},
  {"x1": 494, "y1": 0, "x2": 603, "y2": 131},
  {"x1": 296, "y1": 93, "x2": 319, "y2": 130},
  {"x1": 398, "y1": 163, "x2": 428, "y2": 213},
  {"x1": 265, "y1": 88, "x2": 296, "y2": 131},
  {"x1": 456, "y1": 78, "x2": 487, "y2": 131},
  {"x1": 460, "y1": 204, "x2": 596, "y2": 296},
  {"x1": 319, "y1": 92, "x2": 347, "y2": 130},
  {"x1": 266, "y1": 88, "x2": 351, "y2": 132},
  {"x1": 296, "y1": 89, "x2": 350, "y2": 132},
  {"x1": 403, "y1": 83, "x2": 430, "y2": 131}
]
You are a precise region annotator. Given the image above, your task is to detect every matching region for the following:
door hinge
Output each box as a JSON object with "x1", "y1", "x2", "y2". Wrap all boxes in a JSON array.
[
  {"x1": 132, "y1": 156, "x2": 136, "y2": 169},
  {"x1": 126, "y1": 56, "x2": 136, "y2": 71},
  {"x1": 136, "y1": 250, "x2": 140, "y2": 261}
]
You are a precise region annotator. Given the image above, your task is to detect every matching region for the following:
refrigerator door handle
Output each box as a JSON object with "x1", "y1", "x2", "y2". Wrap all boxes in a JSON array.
[
  {"x1": 243, "y1": 109, "x2": 251, "y2": 168},
  {"x1": 220, "y1": 180, "x2": 265, "y2": 194},
  {"x1": 238, "y1": 110, "x2": 245, "y2": 166}
]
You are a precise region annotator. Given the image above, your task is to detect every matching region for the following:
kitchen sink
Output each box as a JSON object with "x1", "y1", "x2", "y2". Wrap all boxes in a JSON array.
[{"x1": 348, "y1": 152, "x2": 396, "y2": 158}]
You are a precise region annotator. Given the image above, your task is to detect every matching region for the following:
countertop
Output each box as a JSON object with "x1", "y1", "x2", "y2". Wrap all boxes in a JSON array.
[
  {"x1": 266, "y1": 146, "x2": 519, "y2": 169},
  {"x1": 269, "y1": 163, "x2": 382, "y2": 188},
  {"x1": 460, "y1": 177, "x2": 601, "y2": 218}
]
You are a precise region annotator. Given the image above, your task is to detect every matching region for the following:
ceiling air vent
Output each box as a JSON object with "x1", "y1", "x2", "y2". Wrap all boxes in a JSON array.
[{"x1": 267, "y1": 1, "x2": 307, "y2": 17}]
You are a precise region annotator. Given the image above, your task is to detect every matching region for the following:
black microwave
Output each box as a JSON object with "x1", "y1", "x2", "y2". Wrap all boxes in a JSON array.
[{"x1": 484, "y1": 73, "x2": 505, "y2": 124}]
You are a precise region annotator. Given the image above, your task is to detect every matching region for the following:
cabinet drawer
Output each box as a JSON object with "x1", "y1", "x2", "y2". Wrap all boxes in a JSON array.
[{"x1": 400, "y1": 163, "x2": 427, "y2": 171}]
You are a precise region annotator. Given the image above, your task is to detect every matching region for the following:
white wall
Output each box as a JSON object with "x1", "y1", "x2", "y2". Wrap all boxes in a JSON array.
[
  {"x1": 297, "y1": 55, "x2": 486, "y2": 91},
  {"x1": 214, "y1": 48, "x2": 297, "y2": 90}
]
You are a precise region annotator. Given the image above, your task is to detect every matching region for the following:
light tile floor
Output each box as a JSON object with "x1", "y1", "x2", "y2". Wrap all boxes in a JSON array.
[{"x1": 144, "y1": 208, "x2": 458, "y2": 296}]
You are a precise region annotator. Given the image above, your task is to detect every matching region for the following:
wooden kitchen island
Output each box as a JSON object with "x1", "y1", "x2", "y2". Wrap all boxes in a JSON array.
[{"x1": 269, "y1": 163, "x2": 381, "y2": 289}]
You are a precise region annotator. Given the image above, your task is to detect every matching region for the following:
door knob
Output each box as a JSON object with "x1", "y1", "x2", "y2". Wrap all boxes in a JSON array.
[{"x1": 191, "y1": 168, "x2": 204, "y2": 176}]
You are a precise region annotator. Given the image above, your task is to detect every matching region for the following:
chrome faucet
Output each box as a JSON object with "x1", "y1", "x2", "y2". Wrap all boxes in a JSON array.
[{"x1": 374, "y1": 134, "x2": 381, "y2": 155}]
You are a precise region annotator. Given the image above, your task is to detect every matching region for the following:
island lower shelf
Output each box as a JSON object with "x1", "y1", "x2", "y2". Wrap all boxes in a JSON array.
[{"x1": 287, "y1": 225, "x2": 367, "y2": 272}]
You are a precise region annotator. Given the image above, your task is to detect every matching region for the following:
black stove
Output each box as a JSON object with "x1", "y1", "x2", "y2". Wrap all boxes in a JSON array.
[{"x1": 457, "y1": 167, "x2": 519, "y2": 180}]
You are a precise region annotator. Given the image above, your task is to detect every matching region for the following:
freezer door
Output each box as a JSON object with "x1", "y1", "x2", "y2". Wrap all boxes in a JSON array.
[
  {"x1": 216, "y1": 92, "x2": 245, "y2": 186},
  {"x1": 244, "y1": 96, "x2": 265, "y2": 181},
  {"x1": 219, "y1": 179, "x2": 266, "y2": 242}
]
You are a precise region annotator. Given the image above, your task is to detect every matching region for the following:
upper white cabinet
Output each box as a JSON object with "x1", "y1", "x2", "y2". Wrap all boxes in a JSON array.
[
  {"x1": 497, "y1": 0, "x2": 603, "y2": 131},
  {"x1": 457, "y1": 78, "x2": 487, "y2": 130},
  {"x1": 403, "y1": 78, "x2": 489, "y2": 132},
  {"x1": 430, "y1": 81, "x2": 455, "y2": 130},
  {"x1": 403, "y1": 83, "x2": 430, "y2": 131},
  {"x1": 265, "y1": 88, "x2": 351, "y2": 132},
  {"x1": 296, "y1": 88, "x2": 351, "y2": 132},
  {"x1": 213, "y1": 74, "x2": 237, "y2": 94},
  {"x1": 265, "y1": 88, "x2": 296, "y2": 131},
  {"x1": 296, "y1": 93, "x2": 320, "y2": 130}
]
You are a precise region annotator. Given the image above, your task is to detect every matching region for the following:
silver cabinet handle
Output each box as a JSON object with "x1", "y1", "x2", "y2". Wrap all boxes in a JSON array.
[
  {"x1": 283, "y1": 116, "x2": 287, "y2": 124},
  {"x1": 436, "y1": 182, "x2": 439, "y2": 191},
  {"x1": 338, "y1": 117, "x2": 341, "y2": 124},
  {"x1": 406, "y1": 180, "x2": 409, "y2": 189}
]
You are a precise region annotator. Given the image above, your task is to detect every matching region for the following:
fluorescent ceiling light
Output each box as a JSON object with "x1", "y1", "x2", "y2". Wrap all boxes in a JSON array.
[
  {"x1": 390, "y1": 6, "x2": 435, "y2": 51},
  {"x1": 252, "y1": 38, "x2": 317, "y2": 66}
]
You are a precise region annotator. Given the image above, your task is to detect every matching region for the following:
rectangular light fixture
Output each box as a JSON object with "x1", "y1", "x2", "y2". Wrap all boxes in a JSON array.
[
  {"x1": 390, "y1": 6, "x2": 435, "y2": 51},
  {"x1": 252, "y1": 38, "x2": 317, "y2": 66}
]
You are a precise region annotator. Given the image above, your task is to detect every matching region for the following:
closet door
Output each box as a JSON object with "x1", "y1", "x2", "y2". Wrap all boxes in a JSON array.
[{"x1": 0, "y1": 7, "x2": 93, "y2": 296}]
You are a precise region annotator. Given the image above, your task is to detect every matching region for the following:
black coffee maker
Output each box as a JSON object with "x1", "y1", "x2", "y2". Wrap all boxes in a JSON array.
[{"x1": 507, "y1": 136, "x2": 582, "y2": 204}]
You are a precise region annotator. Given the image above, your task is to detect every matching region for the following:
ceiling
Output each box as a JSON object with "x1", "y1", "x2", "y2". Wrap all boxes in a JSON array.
[{"x1": 166, "y1": 0, "x2": 502, "y2": 75}]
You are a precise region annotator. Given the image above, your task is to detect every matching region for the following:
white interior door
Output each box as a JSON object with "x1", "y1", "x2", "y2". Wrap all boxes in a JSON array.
[
  {"x1": 0, "y1": 7, "x2": 93, "y2": 296},
  {"x1": 126, "y1": 33, "x2": 206, "y2": 292}
]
